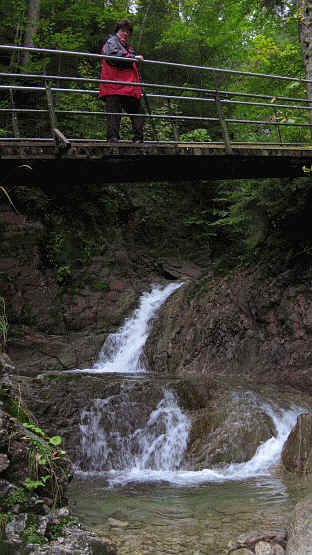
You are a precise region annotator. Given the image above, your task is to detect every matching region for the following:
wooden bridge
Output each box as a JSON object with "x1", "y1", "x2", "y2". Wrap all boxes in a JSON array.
[
  {"x1": 1, "y1": 140, "x2": 312, "y2": 184},
  {"x1": 1, "y1": 44, "x2": 312, "y2": 183}
]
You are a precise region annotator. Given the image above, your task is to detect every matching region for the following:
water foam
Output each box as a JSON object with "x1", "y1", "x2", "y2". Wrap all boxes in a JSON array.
[
  {"x1": 73, "y1": 282, "x2": 182, "y2": 374},
  {"x1": 106, "y1": 402, "x2": 301, "y2": 487},
  {"x1": 78, "y1": 386, "x2": 302, "y2": 488}
]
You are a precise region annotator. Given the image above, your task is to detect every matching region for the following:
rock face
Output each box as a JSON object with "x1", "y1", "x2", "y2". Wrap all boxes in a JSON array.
[
  {"x1": 0, "y1": 183, "x2": 207, "y2": 377},
  {"x1": 145, "y1": 269, "x2": 312, "y2": 394},
  {"x1": 282, "y1": 412, "x2": 312, "y2": 473},
  {"x1": 286, "y1": 497, "x2": 312, "y2": 554},
  {"x1": 187, "y1": 389, "x2": 276, "y2": 467}
]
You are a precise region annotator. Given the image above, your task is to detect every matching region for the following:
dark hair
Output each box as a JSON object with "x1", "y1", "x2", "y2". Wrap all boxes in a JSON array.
[{"x1": 115, "y1": 18, "x2": 133, "y2": 34}]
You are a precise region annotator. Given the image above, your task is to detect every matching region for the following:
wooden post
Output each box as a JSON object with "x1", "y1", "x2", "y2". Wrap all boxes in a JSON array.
[
  {"x1": 9, "y1": 89, "x2": 20, "y2": 138},
  {"x1": 45, "y1": 81, "x2": 57, "y2": 137},
  {"x1": 213, "y1": 72, "x2": 232, "y2": 154}
]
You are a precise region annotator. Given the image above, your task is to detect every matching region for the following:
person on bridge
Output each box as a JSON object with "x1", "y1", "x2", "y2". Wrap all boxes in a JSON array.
[{"x1": 99, "y1": 18, "x2": 144, "y2": 143}]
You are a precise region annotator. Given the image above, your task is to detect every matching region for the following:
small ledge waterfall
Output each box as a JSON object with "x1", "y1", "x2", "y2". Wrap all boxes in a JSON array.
[
  {"x1": 77, "y1": 282, "x2": 182, "y2": 374},
  {"x1": 78, "y1": 390, "x2": 301, "y2": 487},
  {"x1": 79, "y1": 389, "x2": 190, "y2": 476}
]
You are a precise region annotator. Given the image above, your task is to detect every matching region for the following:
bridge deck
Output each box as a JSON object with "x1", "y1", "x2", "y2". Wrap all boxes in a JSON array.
[{"x1": 1, "y1": 140, "x2": 312, "y2": 183}]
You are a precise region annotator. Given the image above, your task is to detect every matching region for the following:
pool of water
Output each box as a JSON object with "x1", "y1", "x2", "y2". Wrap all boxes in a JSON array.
[{"x1": 69, "y1": 470, "x2": 312, "y2": 554}]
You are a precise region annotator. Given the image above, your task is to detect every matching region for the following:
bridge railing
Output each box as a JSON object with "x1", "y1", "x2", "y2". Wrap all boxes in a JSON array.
[{"x1": 0, "y1": 43, "x2": 311, "y2": 151}]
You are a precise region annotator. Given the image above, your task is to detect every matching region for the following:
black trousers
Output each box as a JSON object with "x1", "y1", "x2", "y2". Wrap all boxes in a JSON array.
[{"x1": 105, "y1": 95, "x2": 144, "y2": 141}]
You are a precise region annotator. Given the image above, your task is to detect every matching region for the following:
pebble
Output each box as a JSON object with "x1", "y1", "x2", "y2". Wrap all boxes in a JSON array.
[{"x1": 108, "y1": 518, "x2": 129, "y2": 528}]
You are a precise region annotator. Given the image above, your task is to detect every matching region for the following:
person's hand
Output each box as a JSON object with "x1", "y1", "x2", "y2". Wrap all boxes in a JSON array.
[{"x1": 135, "y1": 55, "x2": 144, "y2": 62}]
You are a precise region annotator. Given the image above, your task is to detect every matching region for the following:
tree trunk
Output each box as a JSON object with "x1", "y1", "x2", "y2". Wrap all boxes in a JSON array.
[
  {"x1": 297, "y1": 0, "x2": 312, "y2": 135},
  {"x1": 22, "y1": 0, "x2": 41, "y2": 67}
]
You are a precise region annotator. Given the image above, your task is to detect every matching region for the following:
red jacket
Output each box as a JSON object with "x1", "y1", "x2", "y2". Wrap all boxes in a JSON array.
[{"x1": 99, "y1": 34, "x2": 142, "y2": 100}]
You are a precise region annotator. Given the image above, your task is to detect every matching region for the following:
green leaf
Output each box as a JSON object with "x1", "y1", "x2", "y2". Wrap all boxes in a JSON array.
[
  {"x1": 49, "y1": 435, "x2": 62, "y2": 446},
  {"x1": 22, "y1": 423, "x2": 45, "y2": 437}
]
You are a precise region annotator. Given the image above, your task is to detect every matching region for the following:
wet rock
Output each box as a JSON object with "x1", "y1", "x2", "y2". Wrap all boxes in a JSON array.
[
  {"x1": 227, "y1": 529, "x2": 287, "y2": 553},
  {"x1": 55, "y1": 507, "x2": 70, "y2": 518},
  {"x1": 0, "y1": 352, "x2": 15, "y2": 372},
  {"x1": 107, "y1": 517, "x2": 129, "y2": 528},
  {"x1": 282, "y1": 412, "x2": 312, "y2": 473},
  {"x1": 272, "y1": 545, "x2": 285, "y2": 554},
  {"x1": 5, "y1": 513, "x2": 28, "y2": 543},
  {"x1": 144, "y1": 267, "x2": 312, "y2": 394},
  {"x1": 286, "y1": 496, "x2": 312, "y2": 554},
  {"x1": 0, "y1": 479, "x2": 17, "y2": 498},
  {"x1": 255, "y1": 541, "x2": 277, "y2": 554},
  {"x1": 188, "y1": 389, "x2": 275, "y2": 466},
  {"x1": 0, "y1": 452, "x2": 9, "y2": 472},
  {"x1": 89, "y1": 537, "x2": 118, "y2": 554},
  {"x1": 0, "y1": 408, "x2": 10, "y2": 451},
  {"x1": 37, "y1": 515, "x2": 49, "y2": 537},
  {"x1": 158, "y1": 259, "x2": 202, "y2": 280}
]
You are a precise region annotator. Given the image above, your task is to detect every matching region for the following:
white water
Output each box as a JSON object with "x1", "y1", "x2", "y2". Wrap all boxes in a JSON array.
[
  {"x1": 75, "y1": 281, "x2": 302, "y2": 488},
  {"x1": 74, "y1": 282, "x2": 182, "y2": 374},
  {"x1": 79, "y1": 389, "x2": 190, "y2": 475},
  {"x1": 107, "y1": 401, "x2": 301, "y2": 488},
  {"x1": 79, "y1": 386, "x2": 302, "y2": 488}
]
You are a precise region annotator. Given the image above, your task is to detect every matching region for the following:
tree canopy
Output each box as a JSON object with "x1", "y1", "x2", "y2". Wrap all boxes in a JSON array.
[{"x1": 0, "y1": 0, "x2": 310, "y2": 142}]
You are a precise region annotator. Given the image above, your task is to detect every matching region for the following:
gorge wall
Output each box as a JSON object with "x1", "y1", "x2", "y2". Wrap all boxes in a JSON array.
[
  {"x1": 1, "y1": 177, "x2": 312, "y2": 395},
  {"x1": 2, "y1": 176, "x2": 312, "y2": 554}
]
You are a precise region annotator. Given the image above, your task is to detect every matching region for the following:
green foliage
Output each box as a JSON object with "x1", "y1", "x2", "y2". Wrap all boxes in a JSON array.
[
  {"x1": 21, "y1": 422, "x2": 66, "y2": 504},
  {"x1": 0, "y1": 512, "x2": 12, "y2": 538},
  {"x1": 0, "y1": 187, "x2": 17, "y2": 213},
  {"x1": 56, "y1": 265, "x2": 72, "y2": 285},
  {"x1": 90, "y1": 278, "x2": 110, "y2": 293},
  {"x1": 23, "y1": 475, "x2": 50, "y2": 491},
  {"x1": 0, "y1": 0, "x2": 307, "y2": 144},
  {"x1": 20, "y1": 516, "x2": 45, "y2": 545},
  {"x1": 203, "y1": 176, "x2": 312, "y2": 269},
  {"x1": 49, "y1": 435, "x2": 62, "y2": 446},
  {"x1": 180, "y1": 128, "x2": 212, "y2": 142},
  {"x1": 46, "y1": 516, "x2": 77, "y2": 541},
  {"x1": 2, "y1": 396, "x2": 31, "y2": 424},
  {"x1": 22, "y1": 423, "x2": 45, "y2": 437},
  {"x1": 2, "y1": 488, "x2": 28, "y2": 510}
]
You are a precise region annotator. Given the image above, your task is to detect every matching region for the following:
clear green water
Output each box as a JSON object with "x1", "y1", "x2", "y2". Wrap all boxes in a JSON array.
[{"x1": 69, "y1": 470, "x2": 312, "y2": 554}]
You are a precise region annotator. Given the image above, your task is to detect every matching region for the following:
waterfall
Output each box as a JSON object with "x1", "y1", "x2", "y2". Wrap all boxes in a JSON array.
[
  {"x1": 75, "y1": 282, "x2": 182, "y2": 374},
  {"x1": 74, "y1": 281, "x2": 302, "y2": 488},
  {"x1": 78, "y1": 392, "x2": 301, "y2": 488},
  {"x1": 79, "y1": 388, "x2": 190, "y2": 475}
]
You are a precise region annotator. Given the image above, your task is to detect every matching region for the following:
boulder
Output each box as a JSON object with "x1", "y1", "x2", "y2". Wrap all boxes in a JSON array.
[
  {"x1": 0, "y1": 352, "x2": 15, "y2": 372},
  {"x1": 286, "y1": 496, "x2": 312, "y2": 554},
  {"x1": 282, "y1": 412, "x2": 312, "y2": 472},
  {"x1": 187, "y1": 389, "x2": 275, "y2": 467}
]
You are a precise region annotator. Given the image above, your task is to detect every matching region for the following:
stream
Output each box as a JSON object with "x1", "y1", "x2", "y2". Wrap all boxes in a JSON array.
[{"x1": 68, "y1": 283, "x2": 312, "y2": 554}]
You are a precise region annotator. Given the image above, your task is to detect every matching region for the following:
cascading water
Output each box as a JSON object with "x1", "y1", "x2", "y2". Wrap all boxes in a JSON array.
[
  {"x1": 75, "y1": 281, "x2": 302, "y2": 485},
  {"x1": 75, "y1": 282, "x2": 182, "y2": 374},
  {"x1": 79, "y1": 388, "x2": 190, "y2": 476},
  {"x1": 78, "y1": 387, "x2": 301, "y2": 487},
  {"x1": 70, "y1": 282, "x2": 310, "y2": 554}
]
